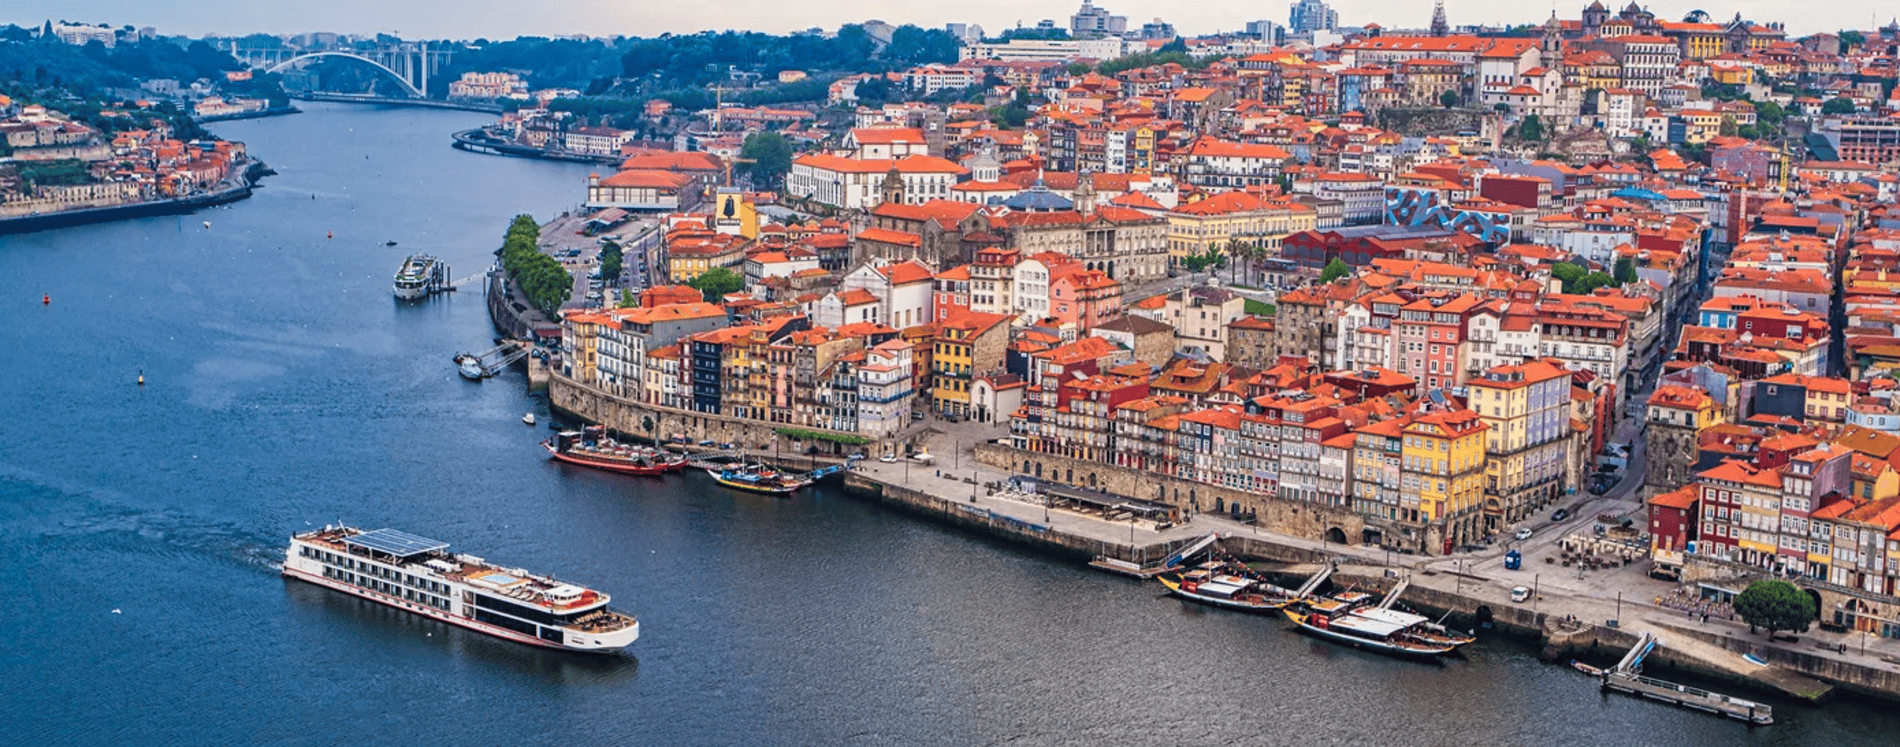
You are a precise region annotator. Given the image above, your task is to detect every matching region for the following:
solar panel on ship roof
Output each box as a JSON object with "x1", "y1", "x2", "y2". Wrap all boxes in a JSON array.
[{"x1": 344, "y1": 528, "x2": 448, "y2": 557}]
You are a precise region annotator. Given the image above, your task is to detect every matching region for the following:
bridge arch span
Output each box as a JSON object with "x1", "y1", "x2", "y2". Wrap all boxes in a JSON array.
[{"x1": 263, "y1": 51, "x2": 424, "y2": 98}]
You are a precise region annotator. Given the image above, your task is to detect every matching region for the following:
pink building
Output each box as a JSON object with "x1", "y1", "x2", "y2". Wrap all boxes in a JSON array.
[{"x1": 1050, "y1": 268, "x2": 1122, "y2": 330}]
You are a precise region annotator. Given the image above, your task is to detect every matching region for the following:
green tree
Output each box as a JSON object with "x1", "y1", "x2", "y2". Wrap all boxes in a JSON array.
[
  {"x1": 1439, "y1": 89, "x2": 1459, "y2": 109},
  {"x1": 619, "y1": 289, "x2": 637, "y2": 308},
  {"x1": 598, "y1": 240, "x2": 623, "y2": 281},
  {"x1": 1064, "y1": 61, "x2": 1092, "y2": 77},
  {"x1": 1718, "y1": 115, "x2": 1737, "y2": 137},
  {"x1": 1518, "y1": 114, "x2": 1545, "y2": 141},
  {"x1": 1579, "y1": 271, "x2": 1616, "y2": 294},
  {"x1": 641, "y1": 415, "x2": 657, "y2": 445},
  {"x1": 1613, "y1": 256, "x2": 1637, "y2": 284},
  {"x1": 1319, "y1": 257, "x2": 1353, "y2": 283},
  {"x1": 1159, "y1": 37, "x2": 1188, "y2": 54},
  {"x1": 739, "y1": 131, "x2": 793, "y2": 188},
  {"x1": 688, "y1": 266, "x2": 744, "y2": 301},
  {"x1": 1821, "y1": 97, "x2": 1857, "y2": 115},
  {"x1": 1734, "y1": 579, "x2": 1817, "y2": 637},
  {"x1": 1840, "y1": 30, "x2": 1866, "y2": 54},
  {"x1": 1551, "y1": 262, "x2": 1586, "y2": 293},
  {"x1": 1224, "y1": 239, "x2": 1250, "y2": 284}
]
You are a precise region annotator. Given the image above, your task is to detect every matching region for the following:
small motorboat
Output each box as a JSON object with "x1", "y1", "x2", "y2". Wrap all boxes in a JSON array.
[
  {"x1": 385, "y1": 240, "x2": 398, "y2": 246},
  {"x1": 1570, "y1": 660, "x2": 1605, "y2": 676},
  {"x1": 522, "y1": 413, "x2": 537, "y2": 426},
  {"x1": 202, "y1": 220, "x2": 211, "y2": 229}
]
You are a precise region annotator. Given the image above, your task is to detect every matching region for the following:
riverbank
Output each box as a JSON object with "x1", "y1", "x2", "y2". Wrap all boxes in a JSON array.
[
  {"x1": 194, "y1": 105, "x2": 301, "y2": 124},
  {"x1": 451, "y1": 128, "x2": 622, "y2": 165},
  {"x1": 542, "y1": 362, "x2": 1900, "y2": 708},
  {"x1": 0, "y1": 157, "x2": 270, "y2": 235}
]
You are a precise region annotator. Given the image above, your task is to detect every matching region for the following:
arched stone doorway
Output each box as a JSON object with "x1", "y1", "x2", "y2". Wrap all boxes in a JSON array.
[{"x1": 1326, "y1": 527, "x2": 1348, "y2": 544}]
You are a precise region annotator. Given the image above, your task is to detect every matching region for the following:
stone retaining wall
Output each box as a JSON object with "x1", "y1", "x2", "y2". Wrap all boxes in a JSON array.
[{"x1": 550, "y1": 373, "x2": 872, "y2": 455}]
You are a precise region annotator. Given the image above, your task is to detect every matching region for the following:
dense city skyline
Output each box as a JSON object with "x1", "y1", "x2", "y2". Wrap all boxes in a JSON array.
[{"x1": 13, "y1": 0, "x2": 1887, "y2": 40}]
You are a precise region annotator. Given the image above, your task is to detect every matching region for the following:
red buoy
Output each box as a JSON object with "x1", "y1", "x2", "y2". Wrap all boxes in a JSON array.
[{"x1": 42, "y1": 293, "x2": 49, "y2": 305}]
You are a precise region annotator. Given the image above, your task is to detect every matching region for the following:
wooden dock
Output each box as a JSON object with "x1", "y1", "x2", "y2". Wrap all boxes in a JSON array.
[
  {"x1": 1597, "y1": 631, "x2": 1772, "y2": 725},
  {"x1": 1603, "y1": 672, "x2": 1773, "y2": 725},
  {"x1": 1087, "y1": 556, "x2": 1169, "y2": 578}
]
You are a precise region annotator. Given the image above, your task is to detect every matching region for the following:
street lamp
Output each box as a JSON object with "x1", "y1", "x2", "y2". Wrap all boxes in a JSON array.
[{"x1": 1533, "y1": 573, "x2": 1541, "y2": 611}]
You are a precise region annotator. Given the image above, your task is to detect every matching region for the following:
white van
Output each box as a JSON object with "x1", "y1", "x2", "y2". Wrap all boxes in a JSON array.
[{"x1": 1511, "y1": 586, "x2": 1532, "y2": 603}]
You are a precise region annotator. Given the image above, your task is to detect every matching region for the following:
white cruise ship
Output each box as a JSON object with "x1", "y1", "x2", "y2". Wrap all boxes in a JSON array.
[{"x1": 284, "y1": 526, "x2": 638, "y2": 653}]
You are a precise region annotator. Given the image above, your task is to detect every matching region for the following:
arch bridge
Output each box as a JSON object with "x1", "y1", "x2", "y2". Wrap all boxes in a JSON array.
[{"x1": 230, "y1": 43, "x2": 453, "y2": 100}]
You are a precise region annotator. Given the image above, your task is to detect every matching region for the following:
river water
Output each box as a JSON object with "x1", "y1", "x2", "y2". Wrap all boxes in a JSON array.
[{"x1": 1, "y1": 102, "x2": 1894, "y2": 745}]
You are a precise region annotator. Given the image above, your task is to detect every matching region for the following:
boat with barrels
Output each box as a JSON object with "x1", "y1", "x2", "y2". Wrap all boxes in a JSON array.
[
  {"x1": 543, "y1": 426, "x2": 686, "y2": 476},
  {"x1": 1157, "y1": 562, "x2": 1296, "y2": 613}
]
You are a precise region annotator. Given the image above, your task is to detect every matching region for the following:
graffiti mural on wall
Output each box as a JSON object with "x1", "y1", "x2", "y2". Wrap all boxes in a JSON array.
[{"x1": 1385, "y1": 186, "x2": 1512, "y2": 244}]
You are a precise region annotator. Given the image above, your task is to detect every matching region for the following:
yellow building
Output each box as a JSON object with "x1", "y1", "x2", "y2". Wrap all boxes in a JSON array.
[
  {"x1": 930, "y1": 310, "x2": 1009, "y2": 417},
  {"x1": 1402, "y1": 409, "x2": 1489, "y2": 552},
  {"x1": 1667, "y1": 26, "x2": 1725, "y2": 60},
  {"x1": 1676, "y1": 109, "x2": 1725, "y2": 144},
  {"x1": 560, "y1": 311, "x2": 610, "y2": 383},
  {"x1": 1469, "y1": 359, "x2": 1573, "y2": 532},
  {"x1": 665, "y1": 230, "x2": 748, "y2": 283},
  {"x1": 1165, "y1": 192, "x2": 1316, "y2": 270}
]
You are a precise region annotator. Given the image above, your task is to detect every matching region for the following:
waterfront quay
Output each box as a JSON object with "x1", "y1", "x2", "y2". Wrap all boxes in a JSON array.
[{"x1": 548, "y1": 366, "x2": 1900, "y2": 706}]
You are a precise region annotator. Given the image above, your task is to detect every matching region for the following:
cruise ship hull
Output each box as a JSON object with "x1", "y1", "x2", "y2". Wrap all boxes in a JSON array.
[
  {"x1": 283, "y1": 567, "x2": 638, "y2": 652},
  {"x1": 394, "y1": 284, "x2": 430, "y2": 301},
  {"x1": 284, "y1": 527, "x2": 638, "y2": 654}
]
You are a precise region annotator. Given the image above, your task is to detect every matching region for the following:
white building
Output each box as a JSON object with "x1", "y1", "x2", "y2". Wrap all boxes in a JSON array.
[
  {"x1": 786, "y1": 154, "x2": 966, "y2": 211},
  {"x1": 856, "y1": 340, "x2": 916, "y2": 439},
  {"x1": 959, "y1": 37, "x2": 1127, "y2": 62},
  {"x1": 842, "y1": 259, "x2": 936, "y2": 330}
]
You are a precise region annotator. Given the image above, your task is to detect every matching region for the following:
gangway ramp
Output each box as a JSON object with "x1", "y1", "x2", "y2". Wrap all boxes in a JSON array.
[
  {"x1": 1375, "y1": 576, "x2": 1410, "y2": 611},
  {"x1": 1293, "y1": 562, "x2": 1335, "y2": 600},
  {"x1": 1163, "y1": 533, "x2": 1220, "y2": 569}
]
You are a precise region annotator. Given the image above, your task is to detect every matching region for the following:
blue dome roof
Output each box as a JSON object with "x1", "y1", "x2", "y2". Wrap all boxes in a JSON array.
[{"x1": 1002, "y1": 184, "x2": 1073, "y2": 212}]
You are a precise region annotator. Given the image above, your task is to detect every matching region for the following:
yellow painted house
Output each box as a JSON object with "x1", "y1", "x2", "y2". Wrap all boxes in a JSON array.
[
  {"x1": 1165, "y1": 191, "x2": 1316, "y2": 268},
  {"x1": 1469, "y1": 359, "x2": 1573, "y2": 529},
  {"x1": 1402, "y1": 409, "x2": 1489, "y2": 550}
]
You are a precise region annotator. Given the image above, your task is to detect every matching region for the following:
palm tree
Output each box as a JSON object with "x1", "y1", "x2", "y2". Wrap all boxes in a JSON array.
[{"x1": 1225, "y1": 239, "x2": 1250, "y2": 285}]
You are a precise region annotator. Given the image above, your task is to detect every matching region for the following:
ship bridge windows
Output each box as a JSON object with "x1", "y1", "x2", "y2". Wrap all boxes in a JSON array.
[{"x1": 474, "y1": 593, "x2": 587, "y2": 627}]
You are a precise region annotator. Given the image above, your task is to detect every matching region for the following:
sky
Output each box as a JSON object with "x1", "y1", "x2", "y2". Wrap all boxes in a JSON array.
[{"x1": 10, "y1": 0, "x2": 1889, "y2": 41}]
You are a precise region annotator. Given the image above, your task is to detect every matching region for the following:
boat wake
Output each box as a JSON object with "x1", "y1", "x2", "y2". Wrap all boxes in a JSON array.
[{"x1": 0, "y1": 465, "x2": 285, "y2": 574}]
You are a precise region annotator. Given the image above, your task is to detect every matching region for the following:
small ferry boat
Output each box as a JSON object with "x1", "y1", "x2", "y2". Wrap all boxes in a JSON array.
[
  {"x1": 284, "y1": 525, "x2": 638, "y2": 653},
  {"x1": 522, "y1": 413, "x2": 536, "y2": 426},
  {"x1": 455, "y1": 353, "x2": 485, "y2": 380},
  {"x1": 1283, "y1": 603, "x2": 1462, "y2": 659},
  {"x1": 1157, "y1": 563, "x2": 1296, "y2": 613},
  {"x1": 394, "y1": 254, "x2": 448, "y2": 300},
  {"x1": 543, "y1": 426, "x2": 686, "y2": 476},
  {"x1": 707, "y1": 464, "x2": 812, "y2": 494}
]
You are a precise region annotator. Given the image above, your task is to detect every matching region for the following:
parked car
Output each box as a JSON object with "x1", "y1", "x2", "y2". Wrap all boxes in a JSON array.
[
  {"x1": 879, "y1": 455, "x2": 897, "y2": 463},
  {"x1": 1511, "y1": 586, "x2": 1532, "y2": 603},
  {"x1": 1514, "y1": 527, "x2": 1534, "y2": 541},
  {"x1": 697, "y1": 439, "x2": 715, "y2": 446},
  {"x1": 1552, "y1": 508, "x2": 1570, "y2": 522}
]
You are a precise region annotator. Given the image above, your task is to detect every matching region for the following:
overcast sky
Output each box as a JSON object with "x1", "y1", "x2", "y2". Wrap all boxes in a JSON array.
[{"x1": 10, "y1": 0, "x2": 1886, "y2": 40}]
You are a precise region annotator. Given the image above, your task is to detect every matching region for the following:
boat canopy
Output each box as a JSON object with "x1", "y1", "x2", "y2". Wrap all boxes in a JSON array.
[
  {"x1": 1195, "y1": 579, "x2": 1248, "y2": 597},
  {"x1": 1351, "y1": 607, "x2": 1428, "y2": 627},
  {"x1": 1331, "y1": 615, "x2": 1408, "y2": 638}
]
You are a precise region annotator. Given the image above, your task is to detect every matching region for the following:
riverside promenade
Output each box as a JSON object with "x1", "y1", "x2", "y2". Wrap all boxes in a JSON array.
[
  {"x1": 545, "y1": 367, "x2": 1900, "y2": 705},
  {"x1": 835, "y1": 423, "x2": 1900, "y2": 706}
]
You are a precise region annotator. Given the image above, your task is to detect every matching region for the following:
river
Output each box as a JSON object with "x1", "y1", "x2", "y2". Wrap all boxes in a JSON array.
[{"x1": 1, "y1": 102, "x2": 1894, "y2": 745}]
